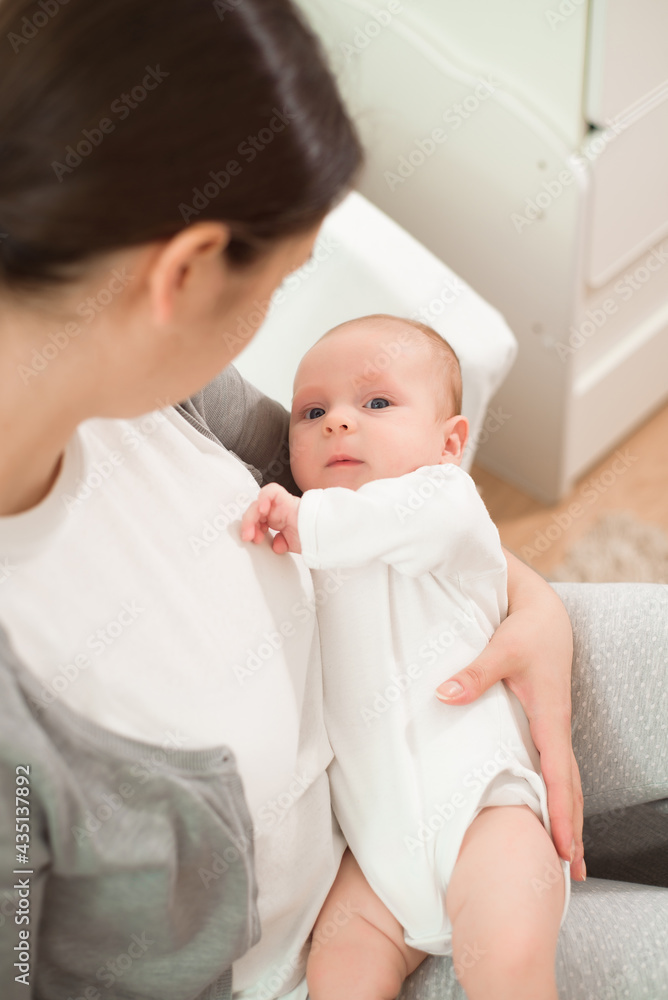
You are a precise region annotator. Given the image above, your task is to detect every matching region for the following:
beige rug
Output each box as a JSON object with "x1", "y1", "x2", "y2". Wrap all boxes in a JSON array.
[{"x1": 548, "y1": 511, "x2": 668, "y2": 584}]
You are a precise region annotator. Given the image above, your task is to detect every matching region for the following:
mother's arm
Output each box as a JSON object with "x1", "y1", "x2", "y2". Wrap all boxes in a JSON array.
[
  {"x1": 177, "y1": 363, "x2": 301, "y2": 493},
  {"x1": 436, "y1": 548, "x2": 586, "y2": 882}
]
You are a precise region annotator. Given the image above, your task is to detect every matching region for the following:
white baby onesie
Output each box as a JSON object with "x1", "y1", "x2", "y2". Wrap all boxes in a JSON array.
[{"x1": 298, "y1": 463, "x2": 570, "y2": 954}]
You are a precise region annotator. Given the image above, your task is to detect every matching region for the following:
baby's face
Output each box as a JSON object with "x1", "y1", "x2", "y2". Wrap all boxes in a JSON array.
[{"x1": 289, "y1": 320, "x2": 459, "y2": 492}]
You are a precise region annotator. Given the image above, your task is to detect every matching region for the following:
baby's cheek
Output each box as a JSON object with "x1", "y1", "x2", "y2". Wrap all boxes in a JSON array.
[
  {"x1": 382, "y1": 436, "x2": 419, "y2": 478},
  {"x1": 288, "y1": 434, "x2": 311, "y2": 489}
]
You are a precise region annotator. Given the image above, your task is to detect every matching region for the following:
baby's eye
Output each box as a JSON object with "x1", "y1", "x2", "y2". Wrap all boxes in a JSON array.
[
  {"x1": 364, "y1": 398, "x2": 391, "y2": 409},
  {"x1": 305, "y1": 407, "x2": 326, "y2": 420}
]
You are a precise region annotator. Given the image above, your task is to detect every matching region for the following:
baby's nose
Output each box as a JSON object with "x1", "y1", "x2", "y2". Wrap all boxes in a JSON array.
[
  {"x1": 324, "y1": 411, "x2": 352, "y2": 433},
  {"x1": 324, "y1": 420, "x2": 349, "y2": 433}
]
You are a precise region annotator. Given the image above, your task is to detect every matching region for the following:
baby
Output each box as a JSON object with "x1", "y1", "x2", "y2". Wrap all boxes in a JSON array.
[{"x1": 241, "y1": 314, "x2": 570, "y2": 1000}]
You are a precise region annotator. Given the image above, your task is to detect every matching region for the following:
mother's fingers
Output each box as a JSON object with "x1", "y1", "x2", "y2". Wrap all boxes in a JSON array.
[
  {"x1": 569, "y1": 750, "x2": 586, "y2": 880},
  {"x1": 526, "y1": 708, "x2": 576, "y2": 869},
  {"x1": 436, "y1": 632, "x2": 505, "y2": 703}
]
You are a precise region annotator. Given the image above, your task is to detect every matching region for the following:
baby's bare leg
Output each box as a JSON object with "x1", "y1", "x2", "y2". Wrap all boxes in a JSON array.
[
  {"x1": 446, "y1": 804, "x2": 565, "y2": 1000},
  {"x1": 307, "y1": 848, "x2": 426, "y2": 1000}
]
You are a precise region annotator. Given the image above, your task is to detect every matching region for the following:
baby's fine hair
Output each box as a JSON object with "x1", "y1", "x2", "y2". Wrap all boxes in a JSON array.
[
  {"x1": 398, "y1": 317, "x2": 463, "y2": 418},
  {"x1": 330, "y1": 314, "x2": 463, "y2": 419}
]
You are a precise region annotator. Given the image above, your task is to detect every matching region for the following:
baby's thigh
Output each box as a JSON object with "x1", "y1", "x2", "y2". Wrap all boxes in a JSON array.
[{"x1": 308, "y1": 849, "x2": 425, "y2": 998}]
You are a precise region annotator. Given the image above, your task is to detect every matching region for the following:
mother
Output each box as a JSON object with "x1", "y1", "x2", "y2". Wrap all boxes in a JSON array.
[{"x1": 0, "y1": 0, "x2": 665, "y2": 998}]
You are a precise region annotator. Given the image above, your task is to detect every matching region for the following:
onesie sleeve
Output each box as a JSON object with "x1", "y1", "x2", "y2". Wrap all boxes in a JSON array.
[{"x1": 298, "y1": 464, "x2": 506, "y2": 579}]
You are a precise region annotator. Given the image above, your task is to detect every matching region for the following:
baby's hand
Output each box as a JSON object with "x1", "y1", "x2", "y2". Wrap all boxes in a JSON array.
[{"x1": 241, "y1": 483, "x2": 302, "y2": 555}]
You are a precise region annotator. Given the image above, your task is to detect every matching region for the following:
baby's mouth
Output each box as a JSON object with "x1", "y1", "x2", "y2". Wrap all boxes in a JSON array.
[{"x1": 326, "y1": 456, "x2": 363, "y2": 468}]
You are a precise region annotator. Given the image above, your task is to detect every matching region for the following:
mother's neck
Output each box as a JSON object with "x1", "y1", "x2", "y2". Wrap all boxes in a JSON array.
[{"x1": 0, "y1": 313, "x2": 88, "y2": 516}]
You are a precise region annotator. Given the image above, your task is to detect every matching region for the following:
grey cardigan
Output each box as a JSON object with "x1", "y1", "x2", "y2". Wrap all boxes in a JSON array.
[{"x1": 0, "y1": 366, "x2": 298, "y2": 1000}]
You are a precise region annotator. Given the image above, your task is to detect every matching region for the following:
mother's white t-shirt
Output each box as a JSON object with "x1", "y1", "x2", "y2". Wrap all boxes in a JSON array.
[{"x1": 0, "y1": 403, "x2": 343, "y2": 999}]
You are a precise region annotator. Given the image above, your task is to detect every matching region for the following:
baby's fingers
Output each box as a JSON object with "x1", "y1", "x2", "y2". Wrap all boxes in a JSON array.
[
  {"x1": 272, "y1": 532, "x2": 289, "y2": 555},
  {"x1": 241, "y1": 503, "x2": 264, "y2": 542},
  {"x1": 257, "y1": 483, "x2": 285, "y2": 519},
  {"x1": 258, "y1": 494, "x2": 273, "y2": 518}
]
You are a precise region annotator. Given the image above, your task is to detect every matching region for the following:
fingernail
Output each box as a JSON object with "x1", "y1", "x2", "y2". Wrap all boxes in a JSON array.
[
  {"x1": 438, "y1": 681, "x2": 464, "y2": 700},
  {"x1": 581, "y1": 860, "x2": 587, "y2": 882},
  {"x1": 570, "y1": 839, "x2": 576, "y2": 864}
]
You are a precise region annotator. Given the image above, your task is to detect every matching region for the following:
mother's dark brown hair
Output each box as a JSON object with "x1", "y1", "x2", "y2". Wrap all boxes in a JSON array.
[{"x1": 0, "y1": 0, "x2": 363, "y2": 293}]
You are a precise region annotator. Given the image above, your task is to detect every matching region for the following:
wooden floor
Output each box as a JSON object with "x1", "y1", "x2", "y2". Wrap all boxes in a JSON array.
[{"x1": 471, "y1": 400, "x2": 668, "y2": 577}]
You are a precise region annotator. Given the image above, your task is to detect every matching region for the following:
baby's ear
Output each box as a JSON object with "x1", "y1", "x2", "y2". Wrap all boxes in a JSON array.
[{"x1": 440, "y1": 415, "x2": 469, "y2": 465}]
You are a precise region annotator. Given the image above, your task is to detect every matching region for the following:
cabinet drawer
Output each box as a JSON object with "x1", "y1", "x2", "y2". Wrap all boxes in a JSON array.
[
  {"x1": 586, "y1": 0, "x2": 668, "y2": 126},
  {"x1": 585, "y1": 96, "x2": 668, "y2": 288}
]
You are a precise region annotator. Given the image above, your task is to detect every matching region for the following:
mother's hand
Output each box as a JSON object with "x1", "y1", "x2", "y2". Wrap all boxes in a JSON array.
[{"x1": 436, "y1": 548, "x2": 586, "y2": 882}]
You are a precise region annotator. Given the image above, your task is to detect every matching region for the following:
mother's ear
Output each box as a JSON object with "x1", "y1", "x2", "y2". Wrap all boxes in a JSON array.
[
  {"x1": 148, "y1": 221, "x2": 232, "y2": 326},
  {"x1": 440, "y1": 414, "x2": 469, "y2": 465}
]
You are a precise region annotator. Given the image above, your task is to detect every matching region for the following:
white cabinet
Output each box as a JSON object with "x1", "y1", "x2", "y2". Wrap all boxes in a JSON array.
[
  {"x1": 296, "y1": 0, "x2": 668, "y2": 502},
  {"x1": 585, "y1": 90, "x2": 668, "y2": 288},
  {"x1": 585, "y1": 0, "x2": 668, "y2": 125}
]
